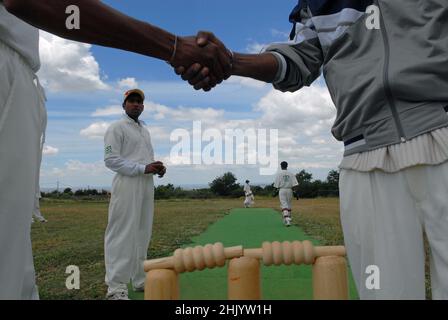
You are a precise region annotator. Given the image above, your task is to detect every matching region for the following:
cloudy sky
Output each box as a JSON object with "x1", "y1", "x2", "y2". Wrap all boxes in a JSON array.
[{"x1": 38, "y1": 0, "x2": 344, "y2": 190}]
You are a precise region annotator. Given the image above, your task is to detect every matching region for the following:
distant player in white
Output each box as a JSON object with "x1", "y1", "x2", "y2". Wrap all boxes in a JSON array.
[
  {"x1": 243, "y1": 180, "x2": 254, "y2": 208},
  {"x1": 274, "y1": 162, "x2": 299, "y2": 227},
  {"x1": 32, "y1": 189, "x2": 47, "y2": 223}
]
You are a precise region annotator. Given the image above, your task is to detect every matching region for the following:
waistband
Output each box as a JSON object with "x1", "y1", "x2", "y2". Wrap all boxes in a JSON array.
[{"x1": 342, "y1": 102, "x2": 448, "y2": 156}]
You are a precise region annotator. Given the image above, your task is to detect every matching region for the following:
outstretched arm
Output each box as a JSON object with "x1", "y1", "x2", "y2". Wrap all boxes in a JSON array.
[
  {"x1": 3, "y1": 0, "x2": 232, "y2": 77},
  {"x1": 175, "y1": 32, "x2": 279, "y2": 90},
  {"x1": 176, "y1": 3, "x2": 324, "y2": 92}
]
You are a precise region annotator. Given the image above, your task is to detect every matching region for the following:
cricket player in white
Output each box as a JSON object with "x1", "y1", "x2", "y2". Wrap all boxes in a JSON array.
[
  {"x1": 243, "y1": 180, "x2": 254, "y2": 208},
  {"x1": 274, "y1": 162, "x2": 298, "y2": 227},
  {"x1": 104, "y1": 89, "x2": 166, "y2": 300},
  {"x1": 32, "y1": 190, "x2": 47, "y2": 223},
  {"x1": 0, "y1": 3, "x2": 45, "y2": 300}
]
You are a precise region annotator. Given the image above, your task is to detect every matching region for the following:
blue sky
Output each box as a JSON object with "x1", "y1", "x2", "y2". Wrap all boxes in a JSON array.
[{"x1": 37, "y1": 0, "x2": 343, "y2": 190}]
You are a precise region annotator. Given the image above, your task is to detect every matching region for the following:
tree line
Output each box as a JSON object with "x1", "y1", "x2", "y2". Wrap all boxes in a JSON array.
[{"x1": 41, "y1": 169, "x2": 340, "y2": 200}]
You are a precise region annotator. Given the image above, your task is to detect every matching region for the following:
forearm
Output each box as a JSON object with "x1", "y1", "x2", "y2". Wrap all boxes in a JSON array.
[
  {"x1": 4, "y1": 0, "x2": 175, "y2": 61},
  {"x1": 105, "y1": 156, "x2": 146, "y2": 177},
  {"x1": 231, "y1": 52, "x2": 279, "y2": 83}
]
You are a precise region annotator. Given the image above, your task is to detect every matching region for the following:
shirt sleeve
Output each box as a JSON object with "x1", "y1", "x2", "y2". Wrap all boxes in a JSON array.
[
  {"x1": 264, "y1": 2, "x2": 324, "y2": 92},
  {"x1": 291, "y1": 173, "x2": 299, "y2": 187},
  {"x1": 273, "y1": 174, "x2": 280, "y2": 188},
  {"x1": 104, "y1": 125, "x2": 146, "y2": 177}
]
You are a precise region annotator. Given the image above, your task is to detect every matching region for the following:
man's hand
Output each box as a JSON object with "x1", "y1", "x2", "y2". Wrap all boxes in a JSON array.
[
  {"x1": 176, "y1": 30, "x2": 279, "y2": 91},
  {"x1": 173, "y1": 31, "x2": 233, "y2": 91},
  {"x1": 144, "y1": 161, "x2": 164, "y2": 175},
  {"x1": 157, "y1": 166, "x2": 166, "y2": 178}
]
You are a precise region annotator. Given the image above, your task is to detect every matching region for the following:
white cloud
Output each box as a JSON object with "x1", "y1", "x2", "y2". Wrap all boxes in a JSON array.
[
  {"x1": 80, "y1": 122, "x2": 111, "y2": 139},
  {"x1": 38, "y1": 31, "x2": 109, "y2": 92},
  {"x1": 256, "y1": 85, "x2": 336, "y2": 128},
  {"x1": 80, "y1": 120, "x2": 169, "y2": 143},
  {"x1": 92, "y1": 105, "x2": 123, "y2": 117},
  {"x1": 246, "y1": 42, "x2": 268, "y2": 54},
  {"x1": 227, "y1": 76, "x2": 267, "y2": 89},
  {"x1": 146, "y1": 101, "x2": 224, "y2": 124},
  {"x1": 147, "y1": 126, "x2": 171, "y2": 144},
  {"x1": 65, "y1": 160, "x2": 108, "y2": 175},
  {"x1": 271, "y1": 29, "x2": 290, "y2": 39},
  {"x1": 91, "y1": 101, "x2": 225, "y2": 124},
  {"x1": 42, "y1": 145, "x2": 59, "y2": 156},
  {"x1": 118, "y1": 77, "x2": 139, "y2": 89}
]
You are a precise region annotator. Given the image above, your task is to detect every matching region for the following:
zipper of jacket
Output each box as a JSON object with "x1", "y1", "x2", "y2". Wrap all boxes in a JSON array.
[{"x1": 375, "y1": 0, "x2": 407, "y2": 142}]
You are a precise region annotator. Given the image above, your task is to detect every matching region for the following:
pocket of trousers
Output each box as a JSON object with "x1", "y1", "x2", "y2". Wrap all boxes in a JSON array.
[{"x1": 0, "y1": 61, "x2": 17, "y2": 136}]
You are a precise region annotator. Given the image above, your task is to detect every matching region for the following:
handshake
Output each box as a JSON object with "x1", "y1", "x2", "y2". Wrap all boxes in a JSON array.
[{"x1": 169, "y1": 31, "x2": 234, "y2": 92}]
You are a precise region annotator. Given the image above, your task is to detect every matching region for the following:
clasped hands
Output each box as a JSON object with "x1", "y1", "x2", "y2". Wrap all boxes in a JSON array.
[
  {"x1": 170, "y1": 31, "x2": 232, "y2": 92},
  {"x1": 145, "y1": 161, "x2": 166, "y2": 177}
]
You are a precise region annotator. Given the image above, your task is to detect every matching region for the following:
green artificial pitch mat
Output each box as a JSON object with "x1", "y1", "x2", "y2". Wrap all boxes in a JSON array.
[{"x1": 129, "y1": 208, "x2": 358, "y2": 300}]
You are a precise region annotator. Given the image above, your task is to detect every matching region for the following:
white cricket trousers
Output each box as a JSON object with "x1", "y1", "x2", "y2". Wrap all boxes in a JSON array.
[
  {"x1": 340, "y1": 161, "x2": 448, "y2": 299},
  {"x1": 0, "y1": 41, "x2": 46, "y2": 299},
  {"x1": 279, "y1": 189, "x2": 293, "y2": 210},
  {"x1": 244, "y1": 195, "x2": 254, "y2": 207},
  {"x1": 104, "y1": 174, "x2": 154, "y2": 293}
]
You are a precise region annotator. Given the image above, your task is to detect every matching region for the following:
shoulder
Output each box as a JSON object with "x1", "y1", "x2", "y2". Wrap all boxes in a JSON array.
[{"x1": 105, "y1": 120, "x2": 125, "y2": 134}]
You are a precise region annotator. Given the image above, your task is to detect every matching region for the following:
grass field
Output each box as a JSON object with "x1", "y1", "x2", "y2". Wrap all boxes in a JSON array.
[{"x1": 31, "y1": 196, "x2": 431, "y2": 299}]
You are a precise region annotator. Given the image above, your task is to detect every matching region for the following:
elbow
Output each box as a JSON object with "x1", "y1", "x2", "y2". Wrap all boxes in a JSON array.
[
  {"x1": 104, "y1": 158, "x2": 114, "y2": 171},
  {"x1": 4, "y1": 0, "x2": 29, "y2": 15}
]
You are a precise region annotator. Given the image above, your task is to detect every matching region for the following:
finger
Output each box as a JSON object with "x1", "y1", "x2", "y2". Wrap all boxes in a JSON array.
[
  {"x1": 188, "y1": 67, "x2": 210, "y2": 86},
  {"x1": 196, "y1": 30, "x2": 215, "y2": 47},
  {"x1": 208, "y1": 74, "x2": 218, "y2": 88},
  {"x1": 197, "y1": 31, "x2": 232, "y2": 78},
  {"x1": 175, "y1": 66, "x2": 185, "y2": 75},
  {"x1": 194, "y1": 77, "x2": 211, "y2": 91},
  {"x1": 197, "y1": 30, "x2": 226, "y2": 48},
  {"x1": 181, "y1": 63, "x2": 202, "y2": 81}
]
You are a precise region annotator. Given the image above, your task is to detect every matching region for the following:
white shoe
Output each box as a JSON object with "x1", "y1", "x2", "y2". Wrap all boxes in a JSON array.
[
  {"x1": 133, "y1": 286, "x2": 145, "y2": 292},
  {"x1": 106, "y1": 290, "x2": 129, "y2": 300},
  {"x1": 283, "y1": 217, "x2": 292, "y2": 227}
]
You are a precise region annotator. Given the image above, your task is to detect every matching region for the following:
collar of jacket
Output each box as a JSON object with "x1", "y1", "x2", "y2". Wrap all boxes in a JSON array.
[{"x1": 123, "y1": 114, "x2": 146, "y2": 126}]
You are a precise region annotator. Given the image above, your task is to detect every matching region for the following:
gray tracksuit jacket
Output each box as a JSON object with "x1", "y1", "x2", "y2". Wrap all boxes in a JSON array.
[{"x1": 267, "y1": 0, "x2": 448, "y2": 156}]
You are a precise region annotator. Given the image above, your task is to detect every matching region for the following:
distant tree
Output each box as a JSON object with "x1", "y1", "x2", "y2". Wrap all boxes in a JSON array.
[
  {"x1": 327, "y1": 170, "x2": 340, "y2": 187},
  {"x1": 209, "y1": 172, "x2": 241, "y2": 197},
  {"x1": 74, "y1": 189, "x2": 85, "y2": 196},
  {"x1": 296, "y1": 170, "x2": 313, "y2": 185},
  {"x1": 62, "y1": 188, "x2": 74, "y2": 197},
  {"x1": 324, "y1": 169, "x2": 340, "y2": 197}
]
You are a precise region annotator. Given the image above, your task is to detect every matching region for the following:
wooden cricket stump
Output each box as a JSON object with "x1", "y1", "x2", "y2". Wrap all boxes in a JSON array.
[
  {"x1": 313, "y1": 256, "x2": 349, "y2": 300},
  {"x1": 144, "y1": 269, "x2": 179, "y2": 300},
  {"x1": 228, "y1": 257, "x2": 261, "y2": 300},
  {"x1": 143, "y1": 241, "x2": 349, "y2": 300}
]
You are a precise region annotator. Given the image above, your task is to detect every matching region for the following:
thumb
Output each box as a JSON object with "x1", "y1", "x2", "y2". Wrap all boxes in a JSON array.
[{"x1": 196, "y1": 31, "x2": 214, "y2": 47}]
